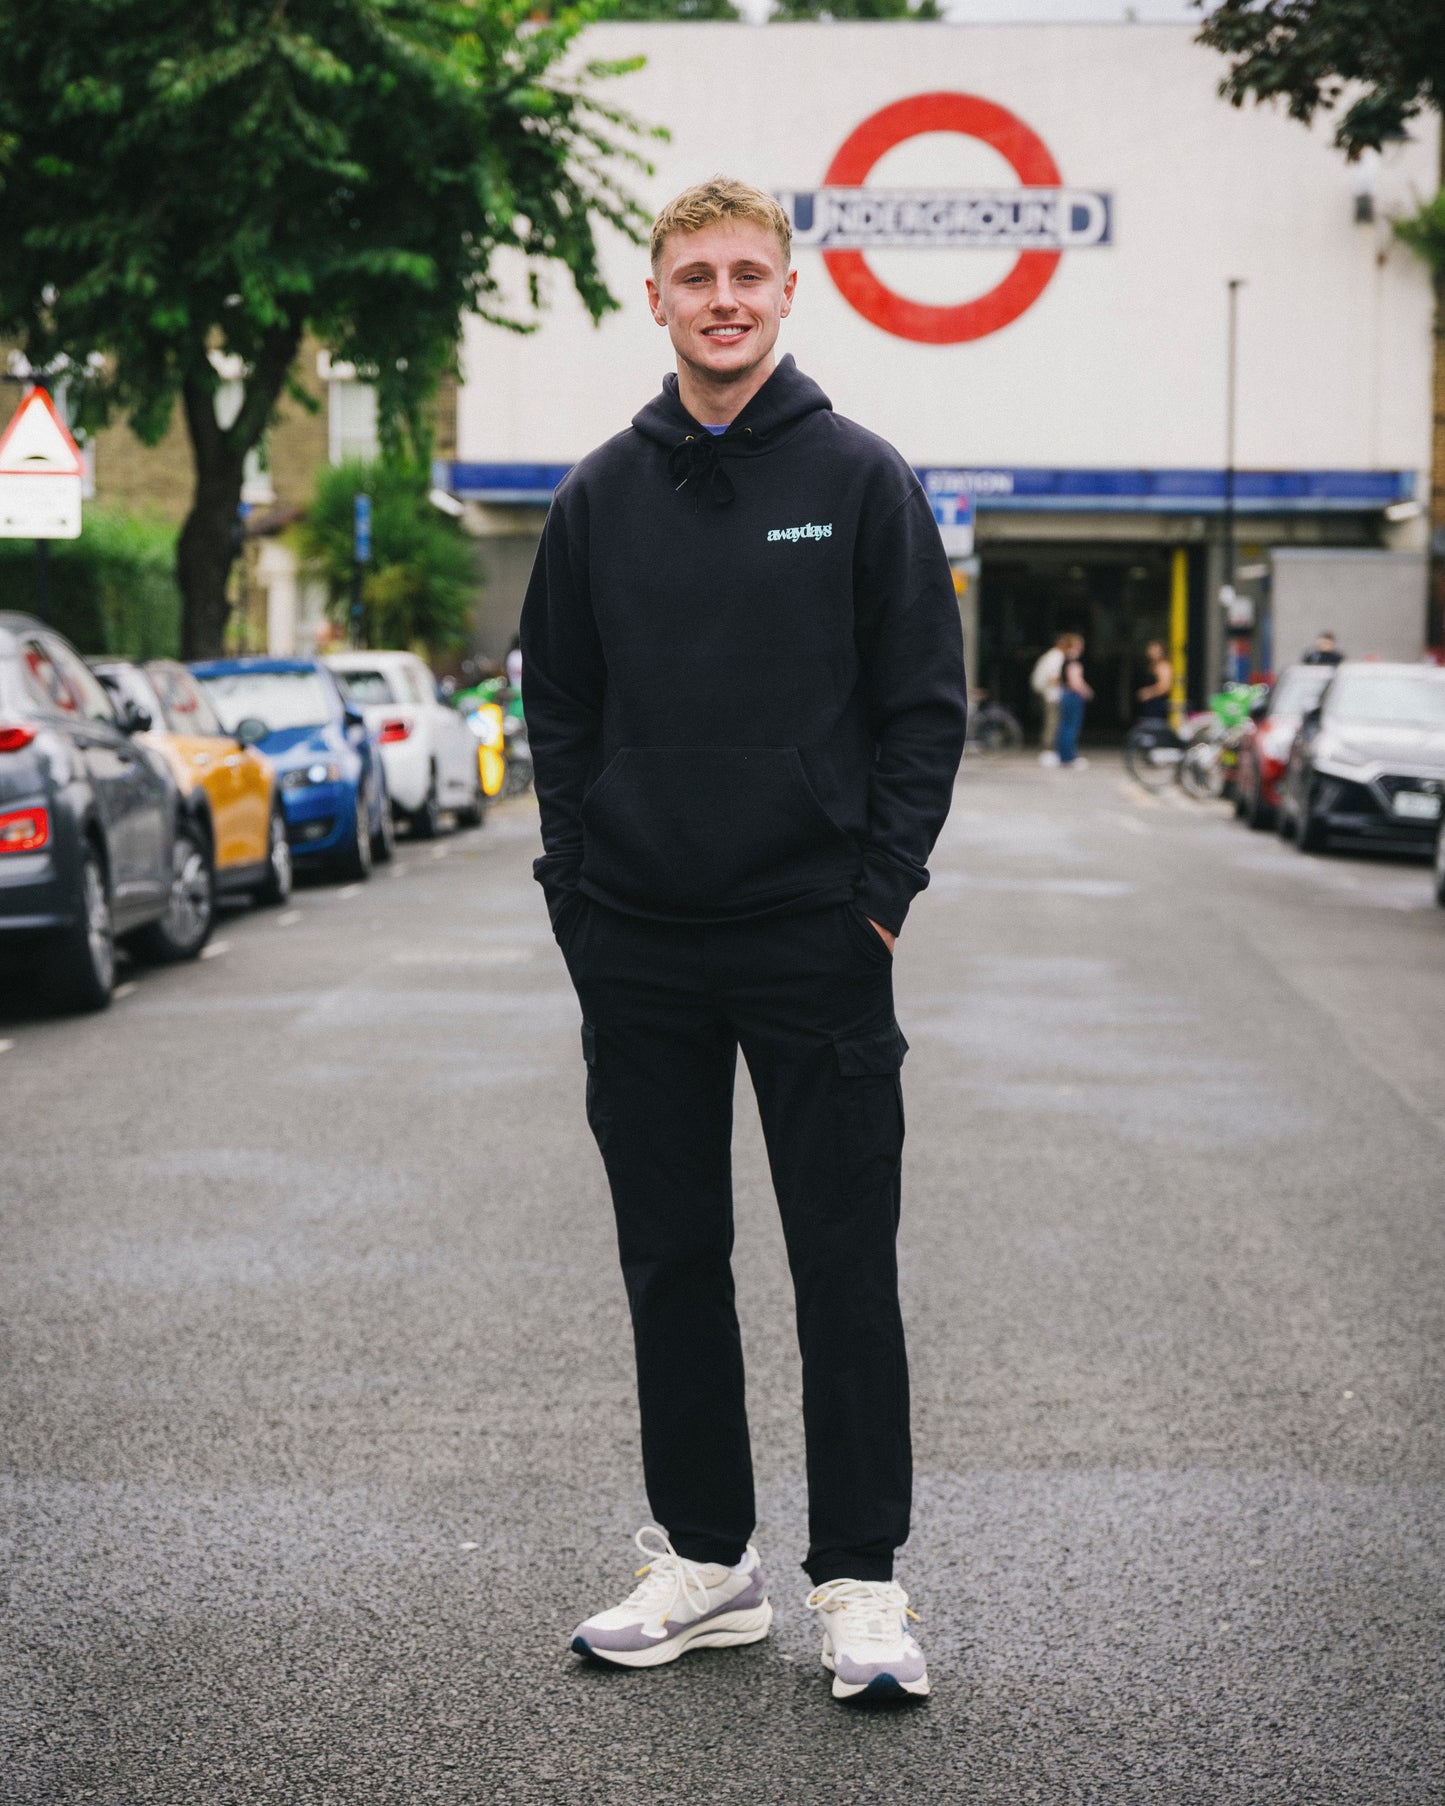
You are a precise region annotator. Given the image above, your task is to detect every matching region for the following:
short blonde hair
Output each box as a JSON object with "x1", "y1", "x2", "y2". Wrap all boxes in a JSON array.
[{"x1": 650, "y1": 177, "x2": 792, "y2": 272}]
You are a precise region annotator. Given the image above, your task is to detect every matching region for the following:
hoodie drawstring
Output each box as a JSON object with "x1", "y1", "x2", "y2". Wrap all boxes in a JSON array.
[{"x1": 669, "y1": 432, "x2": 737, "y2": 507}]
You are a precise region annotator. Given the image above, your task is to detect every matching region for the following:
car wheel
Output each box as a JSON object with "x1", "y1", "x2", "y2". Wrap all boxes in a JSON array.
[
  {"x1": 1434, "y1": 824, "x2": 1445, "y2": 908},
  {"x1": 254, "y1": 803, "x2": 293, "y2": 907},
  {"x1": 409, "y1": 767, "x2": 440, "y2": 839},
  {"x1": 334, "y1": 786, "x2": 373, "y2": 881},
  {"x1": 1243, "y1": 764, "x2": 1273, "y2": 832},
  {"x1": 1297, "y1": 780, "x2": 1329, "y2": 854},
  {"x1": 455, "y1": 769, "x2": 487, "y2": 829},
  {"x1": 133, "y1": 821, "x2": 215, "y2": 962},
  {"x1": 371, "y1": 786, "x2": 396, "y2": 863},
  {"x1": 39, "y1": 840, "x2": 115, "y2": 1012}
]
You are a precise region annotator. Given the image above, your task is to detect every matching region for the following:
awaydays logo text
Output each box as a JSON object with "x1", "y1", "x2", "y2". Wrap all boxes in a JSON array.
[{"x1": 767, "y1": 522, "x2": 833, "y2": 543}]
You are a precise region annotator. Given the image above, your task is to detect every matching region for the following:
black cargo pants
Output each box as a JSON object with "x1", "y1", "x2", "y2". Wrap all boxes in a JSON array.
[{"x1": 557, "y1": 893, "x2": 911, "y2": 1586}]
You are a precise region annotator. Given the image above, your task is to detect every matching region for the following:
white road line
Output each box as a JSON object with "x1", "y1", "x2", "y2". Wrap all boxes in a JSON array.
[
  {"x1": 389, "y1": 863, "x2": 408, "y2": 878},
  {"x1": 277, "y1": 909, "x2": 302, "y2": 926},
  {"x1": 113, "y1": 981, "x2": 138, "y2": 999},
  {"x1": 0, "y1": 1038, "x2": 14, "y2": 1053},
  {"x1": 336, "y1": 883, "x2": 362, "y2": 899},
  {"x1": 430, "y1": 844, "x2": 449, "y2": 859},
  {"x1": 200, "y1": 940, "x2": 230, "y2": 960},
  {"x1": 1104, "y1": 813, "x2": 1150, "y2": 836}
]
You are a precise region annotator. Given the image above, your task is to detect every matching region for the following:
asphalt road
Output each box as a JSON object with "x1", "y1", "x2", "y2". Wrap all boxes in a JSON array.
[{"x1": 4, "y1": 760, "x2": 1443, "y2": 1805}]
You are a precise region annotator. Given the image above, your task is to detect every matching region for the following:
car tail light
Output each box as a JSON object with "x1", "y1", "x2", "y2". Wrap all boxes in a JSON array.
[
  {"x1": 0, "y1": 721, "x2": 39, "y2": 752},
  {"x1": 378, "y1": 718, "x2": 412, "y2": 744},
  {"x1": 0, "y1": 805, "x2": 49, "y2": 852}
]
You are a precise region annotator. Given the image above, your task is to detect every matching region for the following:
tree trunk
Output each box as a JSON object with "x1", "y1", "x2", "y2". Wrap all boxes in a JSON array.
[
  {"x1": 177, "y1": 421, "x2": 245, "y2": 660},
  {"x1": 176, "y1": 321, "x2": 303, "y2": 660}
]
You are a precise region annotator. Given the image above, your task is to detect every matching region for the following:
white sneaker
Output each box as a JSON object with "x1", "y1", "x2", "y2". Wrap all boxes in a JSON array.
[
  {"x1": 1061, "y1": 755, "x2": 1090, "y2": 771},
  {"x1": 571, "y1": 1526, "x2": 772, "y2": 1668},
  {"x1": 806, "y1": 1578, "x2": 930, "y2": 1700},
  {"x1": 1038, "y1": 751, "x2": 1060, "y2": 767}
]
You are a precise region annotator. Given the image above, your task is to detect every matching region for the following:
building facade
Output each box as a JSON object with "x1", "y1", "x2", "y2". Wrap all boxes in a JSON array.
[{"x1": 446, "y1": 21, "x2": 1438, "y2": 731}]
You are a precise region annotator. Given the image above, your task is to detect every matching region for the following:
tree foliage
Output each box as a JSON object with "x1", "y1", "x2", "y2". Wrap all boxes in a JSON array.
[
  {"x1": 0, "y1": 0, "x2": 661, "y2": 655},
  {"x1": 1194, "y1": 0, "x2": 1445, "y2": 161},
  {"x1": 296, "y1": 458, "x2": 477, "y2": 653}
]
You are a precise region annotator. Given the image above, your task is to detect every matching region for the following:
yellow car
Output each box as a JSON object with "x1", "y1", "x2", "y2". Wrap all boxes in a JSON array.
[{"x1": 91, "y1": 658, "x2": 292, "y2": 907}]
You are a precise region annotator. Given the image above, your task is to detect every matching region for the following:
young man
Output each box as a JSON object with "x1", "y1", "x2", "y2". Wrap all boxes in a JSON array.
[{"x1": 521, "y1": 178, "x2": 967, "y2": 1702}]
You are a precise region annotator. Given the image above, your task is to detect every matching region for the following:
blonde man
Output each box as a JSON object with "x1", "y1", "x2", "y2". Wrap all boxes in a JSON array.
[{"x1": 521, "y1": 178, "x2": 967, "y2": 1702}]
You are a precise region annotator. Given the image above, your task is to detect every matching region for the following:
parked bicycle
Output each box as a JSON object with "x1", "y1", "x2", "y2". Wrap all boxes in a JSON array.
[
  {"x1": 965, "y1": 689, "x2": 1024, "y2": 757},
  {"x1": 1125, "y1": 684, "x2": 1266, "y2": 797}
]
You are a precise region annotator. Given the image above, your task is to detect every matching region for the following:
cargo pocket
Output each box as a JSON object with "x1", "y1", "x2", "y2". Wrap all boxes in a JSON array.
[
  {"x1": 833, "y1": 1023, "x2": 908, "y2": 1190},
  {"x1": 581, "y1": 1021, "x2": 610, "y2": 1152}
]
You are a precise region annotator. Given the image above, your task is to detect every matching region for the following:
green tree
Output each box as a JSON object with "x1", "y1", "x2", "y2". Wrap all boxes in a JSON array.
[
  {"x1": 0, "y1": 0, "x2": 660, "y2": 657},
  {"x1": 296, "y1": 458, "x2": 477, "y2": 653}
]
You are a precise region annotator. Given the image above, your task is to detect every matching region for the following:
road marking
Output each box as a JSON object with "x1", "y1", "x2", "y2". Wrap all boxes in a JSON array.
[
  {"x1": 1117, "y1": 780, "x2": 1164, "y2": 808},
  {"x1": 0, "y1": 1038, "x2": 13, "y2": 1053},
  {"x1": 200, "y1": 940, "x2": 229, "y2": 959},
  {"x1": 113, "y1": 981, "x2": 138, "y2": 999},
  {"x1": 277, "y1": 910, "x2": 303, "y2": 926},
  {"x1": 336, "y1": 883, "x2": 362, "y2": 899},
  {"x1": 389, "y1": 863, "x2": 409, "y2": 878},
  {"x1": 430, "y1": 844, "x2": 449, "y2": 860},
  {"x1": 1104, "y1": 812, "x2": 1149, "y2": 836}
]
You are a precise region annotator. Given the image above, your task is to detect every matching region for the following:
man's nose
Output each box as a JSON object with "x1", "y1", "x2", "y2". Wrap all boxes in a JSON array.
[{"x1": 710, "y1": 281, "x2": 740, "y2": 312}]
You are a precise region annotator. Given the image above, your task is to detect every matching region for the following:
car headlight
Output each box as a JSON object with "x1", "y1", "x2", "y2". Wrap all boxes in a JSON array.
[{"x1": 281, "y1": 761, "x2": 342, "y2": 789}]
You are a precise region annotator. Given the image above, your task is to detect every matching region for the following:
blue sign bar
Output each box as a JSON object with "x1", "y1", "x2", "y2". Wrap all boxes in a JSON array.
[
  {"x1": 447, "y1": 461, "x2": 1413, "y2": 515},
  {"x1": 353, "y1": 491, "x2": 372, "y2": 563}
]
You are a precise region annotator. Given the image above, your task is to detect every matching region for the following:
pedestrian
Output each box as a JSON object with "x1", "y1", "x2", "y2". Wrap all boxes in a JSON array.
[
  {"x1": 1056, "y1": 632, "x2": 1093, "y2": 768},
  {"x1": 521, "y1": 176, "x2": 968, "y2": 1703},
  {"x1": 1302, "y1": 631, "x2": 1345, "y2": 666},
  {"x1": 1031, "y1": 633, "x2": 1068, "y2": 766},
  {"x1": 1136, "y1": 638, "x2": 1172, "y2": 723}
]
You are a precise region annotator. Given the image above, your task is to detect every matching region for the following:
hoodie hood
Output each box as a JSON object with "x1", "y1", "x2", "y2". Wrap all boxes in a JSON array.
[{"x1": 632, "y1": 355, "x2": 832, "y2": 505}]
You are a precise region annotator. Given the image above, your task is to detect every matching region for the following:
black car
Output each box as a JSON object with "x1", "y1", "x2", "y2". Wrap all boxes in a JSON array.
[
  {"x1": 1278, "y1": 662, "x2": 1445, "y2": 854},
  {"x1": 0, "y1": 612, "x2": 214, "y2": 1011}
]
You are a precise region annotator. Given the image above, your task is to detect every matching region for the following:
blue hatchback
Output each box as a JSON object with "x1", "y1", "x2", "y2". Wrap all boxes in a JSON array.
[{"x1": 190, "y1": 657, "x2": 393, "y2": 879}]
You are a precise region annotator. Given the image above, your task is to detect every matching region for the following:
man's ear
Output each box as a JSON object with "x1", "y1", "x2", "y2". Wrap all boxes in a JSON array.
[
  {"x1": 645, "y1": 274, "x2": 666, "y2": 326},
  {"x1": 780, "y1": 266, "x2": 798, "y2": 318}
]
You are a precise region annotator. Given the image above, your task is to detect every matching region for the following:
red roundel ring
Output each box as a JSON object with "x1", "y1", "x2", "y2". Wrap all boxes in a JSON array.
[{"x1": 821, "y1": 92, "x2": 1063, "y2": 345}]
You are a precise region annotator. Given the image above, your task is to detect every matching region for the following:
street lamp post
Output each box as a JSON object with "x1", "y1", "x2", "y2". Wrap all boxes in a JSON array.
[{"x1": 1221, "y1": 276, "x2": 1245, "y2": 681}]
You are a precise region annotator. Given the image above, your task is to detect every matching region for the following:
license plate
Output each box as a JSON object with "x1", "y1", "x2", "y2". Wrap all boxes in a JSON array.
[{"x1": 1392, "y1": 790, "x2": 1442, "y2": 820}]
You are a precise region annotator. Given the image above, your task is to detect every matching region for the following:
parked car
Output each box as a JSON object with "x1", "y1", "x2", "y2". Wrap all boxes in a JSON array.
[
  {"x1": 91, "y1": 658, "x2": 292, "y2": 909},
  {"x1": 0, "y1": 612, "x2": 213, "y2": 1010},
  {"x1": 1435, "y1": 818, "x2": 1445, "y2": 908},
  {"x1": 1278, "y1": 662, "x2": 1445, "y2": 854},
  {"x1": 326, "y1": 650, "x2": 484, "y2": 836},
  {"x1": 1234, "y1": 664, "x2": 1333, "y2": 830},
  {"x1": 191, "y1": 656, "x2": 392, "y2": 879}
]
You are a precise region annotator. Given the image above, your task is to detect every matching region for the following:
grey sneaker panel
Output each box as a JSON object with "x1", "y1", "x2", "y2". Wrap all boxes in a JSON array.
[
  {"x1": 576, "y1": 1566, "x2": 768, "y2": 1653},
  {"x1": 832, "y1": 1643, "x2": 927, "y2": 1688}
]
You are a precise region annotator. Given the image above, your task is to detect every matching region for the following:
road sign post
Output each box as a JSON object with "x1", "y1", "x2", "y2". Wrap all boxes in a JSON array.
[
  {"x1": 351, "y1": 493, "x2": 372, "y2": 646},
  {"x1": 0, "y1": 387, "x2": 87, "y2": 622}
]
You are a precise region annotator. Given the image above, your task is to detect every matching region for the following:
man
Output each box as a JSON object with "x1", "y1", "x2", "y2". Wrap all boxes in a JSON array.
[
  {"x1": 1030, "y1": 632, "x2": 1068, "y2": 765},
  {"x1": 1303, "y1": 631, "x2": 1345, "y2": 666},
  {"x1": 521, "y1": 177, "x2": 967, "y2": 1703}
]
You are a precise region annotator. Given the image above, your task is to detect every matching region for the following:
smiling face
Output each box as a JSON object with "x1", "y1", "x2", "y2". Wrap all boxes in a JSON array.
[{"x1": 646, "y1": 219, "x2": 796, "y2": 418}]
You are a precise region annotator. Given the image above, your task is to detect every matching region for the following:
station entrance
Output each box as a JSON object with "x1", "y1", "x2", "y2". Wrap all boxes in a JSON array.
[{"x1": 974, "y1": 542, "x2": 1196, "y2": 743}]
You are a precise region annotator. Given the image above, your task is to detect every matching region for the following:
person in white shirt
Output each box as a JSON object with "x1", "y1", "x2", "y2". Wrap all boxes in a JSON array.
[{"x1": 1031, "y1": 634, "x2": 1068, "y2": 765}]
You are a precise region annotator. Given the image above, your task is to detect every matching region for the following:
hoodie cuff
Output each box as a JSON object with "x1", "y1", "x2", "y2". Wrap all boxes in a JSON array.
[
  {"x1": 856, "y1": 858, "x2": 924, "y2": 938},
  {"x1": 533, "y1": 851, "x2": 582, "y2": 928}
]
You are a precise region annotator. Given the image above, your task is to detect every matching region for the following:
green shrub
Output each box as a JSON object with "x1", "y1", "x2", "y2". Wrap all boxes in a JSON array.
[
  {"x1": 0, "y1": 506, "x2": 181, "y2": 657},
  {"x1": 296, "y1": 459, "x2": 477, "y2": 656}
]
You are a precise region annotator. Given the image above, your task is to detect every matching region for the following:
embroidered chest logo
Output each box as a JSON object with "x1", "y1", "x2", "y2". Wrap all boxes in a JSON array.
[{"x1": 767, "y1": 522, "x2": 833, "y2": 543}]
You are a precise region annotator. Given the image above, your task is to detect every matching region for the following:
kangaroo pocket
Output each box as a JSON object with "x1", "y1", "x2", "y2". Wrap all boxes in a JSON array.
[{"x1": 580, "y1": 746, "x2": 857, "y2": 915}]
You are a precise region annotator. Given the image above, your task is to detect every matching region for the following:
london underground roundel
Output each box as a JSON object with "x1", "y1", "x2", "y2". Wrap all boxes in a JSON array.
[{"x1": 779, "y1": 92, "x2": 1112, "y2": 345}]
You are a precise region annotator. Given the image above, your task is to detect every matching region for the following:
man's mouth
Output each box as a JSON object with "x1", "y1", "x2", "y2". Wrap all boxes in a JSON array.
[{"x1": 701, "y1": 324, "x2": 751, "y2": 341}]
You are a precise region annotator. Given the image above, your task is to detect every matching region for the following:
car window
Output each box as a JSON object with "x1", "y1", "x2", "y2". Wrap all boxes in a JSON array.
[
  {"x1": 94, "y1": 663, "x2": 162, "y2": 724},
  {"x1": 1269, "y1": 667, "x2": 1330, "y2": 717},
  {"x1": 46, "y1": 639, "x2": 116, "y2": 724},
  {"x1": 198, "y1": 669, "x2": 333, "y2": 732},
  {"x1": 147, "y1": 663, "x2": 224, "y2": 736},
  {"x1": 334, "y1": 666, "x2": 396, "y2": 705},
  {"x1": 406, "y1": 661, "x2": 436, "y2": 706},
  {"x1": 20, "y1": 639, "x2": 79, "y2": 716},
  {"x1": 1328, "y1": 674, "x2": 1445, "y2": 727}
]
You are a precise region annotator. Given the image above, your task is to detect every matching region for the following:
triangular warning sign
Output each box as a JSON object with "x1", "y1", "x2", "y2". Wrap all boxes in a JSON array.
[{"x1": 0, "y1": 387, "x2": 85, "y2": 477}]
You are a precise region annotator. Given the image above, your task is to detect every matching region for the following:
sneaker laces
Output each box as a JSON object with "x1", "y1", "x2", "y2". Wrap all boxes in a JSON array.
[
  {"x1": 620, "y1": 1525, "x2": 717, "y2": 1626},
  {"x1": 804, "y1": 1579, "x2": 920, "y2": 1645}
]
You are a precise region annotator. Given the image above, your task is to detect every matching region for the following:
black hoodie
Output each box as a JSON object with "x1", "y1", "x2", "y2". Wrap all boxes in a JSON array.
[{"x1": 520, "y1": 354, "x2": 968, "y2": 936}]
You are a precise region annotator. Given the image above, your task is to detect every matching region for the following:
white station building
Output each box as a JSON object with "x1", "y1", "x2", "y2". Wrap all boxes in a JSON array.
[{"x1": 444, "y1": 22, "x2": 1438, "y2": 733}]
